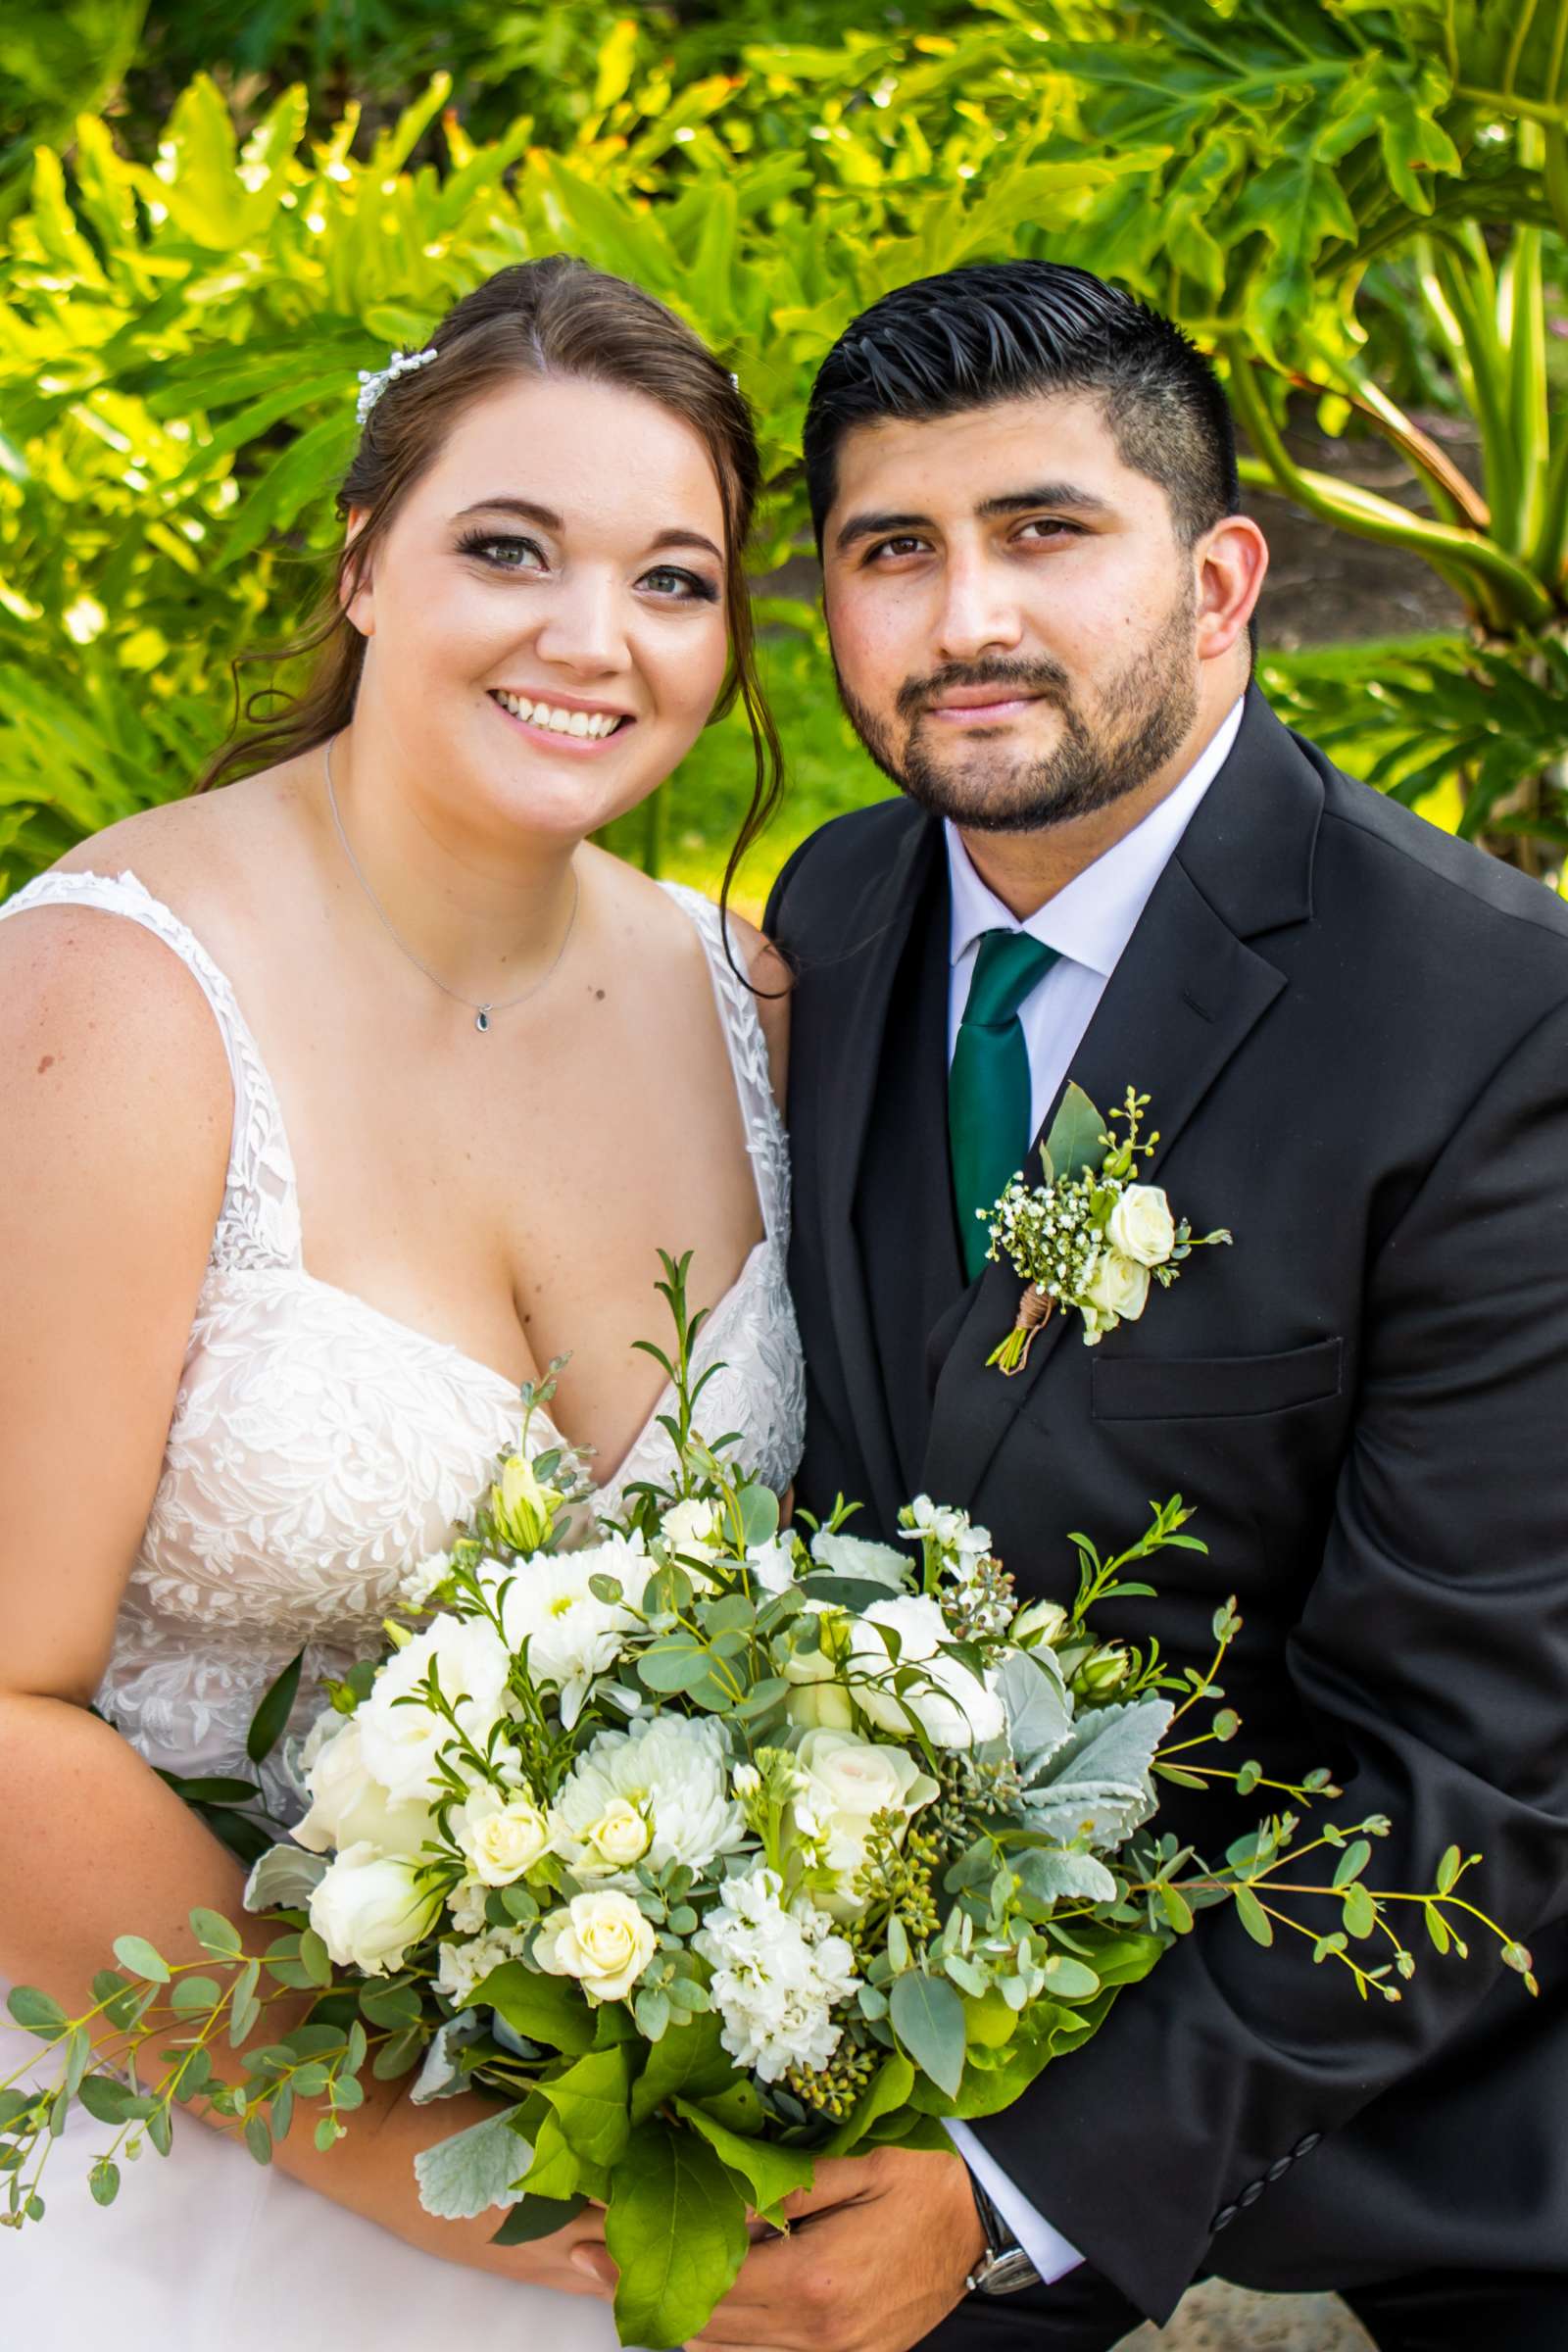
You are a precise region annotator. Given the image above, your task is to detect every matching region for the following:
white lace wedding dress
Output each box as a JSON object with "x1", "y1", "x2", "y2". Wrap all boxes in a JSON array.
[{"x1": 0, "y1": 868, "x2": 805, "y2": 2348}]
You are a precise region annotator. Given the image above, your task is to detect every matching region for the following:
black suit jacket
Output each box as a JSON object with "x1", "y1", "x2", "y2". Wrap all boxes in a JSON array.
[{"x1": 765, "y1": 689, "x2": 1568, "y2": 2322}]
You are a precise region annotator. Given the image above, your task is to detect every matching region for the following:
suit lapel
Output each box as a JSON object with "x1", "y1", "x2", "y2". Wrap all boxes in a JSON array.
[
  {"x1": 817, "y1": 809, "x2": 947, "y2": 1527},
  {"x1": 922, "y1": 689, "x2": 1322, "y2": 1504}
]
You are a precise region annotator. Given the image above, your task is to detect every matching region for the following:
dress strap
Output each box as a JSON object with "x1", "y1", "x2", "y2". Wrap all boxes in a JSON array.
[
  {"x1": 660, "y1": 880, "x2": 790, "y2": 1241},
  {"x1": 0, "y1": 869, "x2": 300, "y2": 1268}
]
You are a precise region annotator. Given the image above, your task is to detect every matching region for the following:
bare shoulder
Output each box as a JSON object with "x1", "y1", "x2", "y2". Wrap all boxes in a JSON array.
[
  {"x1": 0, "y1": 876, "x2": 233, "y2": 1140},
  {"x1": 51, "y1": 766, "x2": 292, "y2": 918}
]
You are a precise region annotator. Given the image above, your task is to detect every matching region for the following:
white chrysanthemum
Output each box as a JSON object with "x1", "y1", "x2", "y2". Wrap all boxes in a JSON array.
[
  {"x1": 694, "y1": 1866, "x2": 859, "y2": 2082},
  {"x1": 398, "y1": 1548, "x2": 454, "y2": 1608},
  {"x1": 551, "y1": 1716, "x2": 747, "y2": 1882},
  {"x1": 846, "y1": 1593, "x2": 1006, "y2": 1749},
  {"x1": 434, "y1": 1923, "x2": 528, "y2": 2005},
  {"x1": 356, "y1": 1614, "x2": 514, "y2": 1803},
  {"x1": 489, "y1": 1534, "x2": 644, "y2": 1729}
]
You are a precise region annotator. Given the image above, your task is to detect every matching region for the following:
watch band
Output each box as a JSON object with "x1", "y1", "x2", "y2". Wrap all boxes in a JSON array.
[{"x1": 964, "y1": 2170, "x2": 1044, "y2": 2296}]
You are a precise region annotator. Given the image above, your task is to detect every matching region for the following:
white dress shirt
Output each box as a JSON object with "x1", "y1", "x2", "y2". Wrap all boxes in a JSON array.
[{"x1": 942, "y1": 698, "x2": 1244, "y2": 2288}]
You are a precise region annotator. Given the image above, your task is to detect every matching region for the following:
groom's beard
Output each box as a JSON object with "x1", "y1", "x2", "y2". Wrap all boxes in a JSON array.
[{"x1": 831, "y1": 584, "x2": 1200, "y2": 834}]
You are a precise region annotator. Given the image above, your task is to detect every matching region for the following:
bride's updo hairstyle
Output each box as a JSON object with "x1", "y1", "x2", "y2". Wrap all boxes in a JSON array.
[{"x1": 199, "y1": 255, "x2": 783, "y2": 912}]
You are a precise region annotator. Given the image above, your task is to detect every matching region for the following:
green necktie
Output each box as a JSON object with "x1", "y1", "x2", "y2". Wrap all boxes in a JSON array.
[{"x1": 949, "y1": 928, "x2": 1059, "y2": 1281}]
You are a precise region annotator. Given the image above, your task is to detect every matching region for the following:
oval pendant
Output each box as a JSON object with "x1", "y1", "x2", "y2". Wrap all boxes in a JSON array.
[{"x1": 475, "y1": 1006, "x2": 491, "y2": 1034}]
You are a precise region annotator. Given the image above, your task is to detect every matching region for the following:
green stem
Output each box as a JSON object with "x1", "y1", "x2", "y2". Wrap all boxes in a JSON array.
[{"x1": 1227, "y1": 354, "x2": 1554, "y2": 629}]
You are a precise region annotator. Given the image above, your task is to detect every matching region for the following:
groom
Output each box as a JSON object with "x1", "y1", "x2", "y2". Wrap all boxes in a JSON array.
[{"x1": 711, "y1": 265, "x2": 1568, "y2": 2349}]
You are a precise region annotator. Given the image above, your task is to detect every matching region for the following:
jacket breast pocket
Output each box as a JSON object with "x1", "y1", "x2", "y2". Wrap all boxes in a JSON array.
[{"x1": 1089, "y1": 1337, "x2": 1344, "y2": 1423}]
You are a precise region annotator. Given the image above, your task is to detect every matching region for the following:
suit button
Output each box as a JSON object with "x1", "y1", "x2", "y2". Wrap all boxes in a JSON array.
[
  {"x1": 1210, "y1": 2205, "x2": 1239, "y2": 2232},
  {"x1": 1240, "y1": 2180, "x2": 1265, "y2": 2208},
  {"x1": 1292, "y1": 2132, "x2": 1322, "y2": 2158},
  {"x1": 1266, "y1": 2157, "x2": 1294, "y2": 2182}
]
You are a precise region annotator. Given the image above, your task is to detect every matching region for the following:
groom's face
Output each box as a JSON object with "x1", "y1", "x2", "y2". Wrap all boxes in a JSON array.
[{"x1": 820, "y1": 392, "x2": 1202, "y2": 832}]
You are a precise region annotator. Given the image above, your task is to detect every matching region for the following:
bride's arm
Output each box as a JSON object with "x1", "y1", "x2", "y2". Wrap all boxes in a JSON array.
[{"x1": 0, "y1": 906, "x2": 609, "y2": 2293}]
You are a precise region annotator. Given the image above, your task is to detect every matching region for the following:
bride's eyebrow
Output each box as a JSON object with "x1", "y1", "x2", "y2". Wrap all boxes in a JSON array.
[
  {"x1": 451, "y1": 497, "x2": 722, "y2": 566},
  {"x1": 452, "y1": 495, "x2": 562, "y2": 530},
  {"x1": 643, "y1": 527, "x2": 724, "y2": 564}
]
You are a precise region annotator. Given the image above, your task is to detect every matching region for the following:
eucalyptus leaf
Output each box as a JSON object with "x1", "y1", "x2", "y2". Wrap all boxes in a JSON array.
[
  {"x1": 1042, "y1": 1082, "x2": 1106, "y2": 1181},
  {"x1": 890, "y1": 1971, "x2": 966, "y2": 2100}
]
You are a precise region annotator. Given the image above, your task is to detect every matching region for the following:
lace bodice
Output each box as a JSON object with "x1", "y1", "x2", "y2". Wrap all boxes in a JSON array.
[{"x1": 1, "y1": 869, "x2": 803, "y2": 1816}]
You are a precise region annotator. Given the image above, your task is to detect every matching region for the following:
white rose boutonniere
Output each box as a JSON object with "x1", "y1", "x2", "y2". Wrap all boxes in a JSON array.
[
  {"x1": 984, "y1": 1084, "x2": 1232, "y2": 1370},
  {"x1": 1106, "y1": 1182, "x2": 1177, "y2": 1268}
]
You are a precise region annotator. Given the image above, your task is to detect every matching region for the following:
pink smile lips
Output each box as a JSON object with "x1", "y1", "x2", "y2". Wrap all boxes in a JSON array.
[{"x1": 488, "y1": 687, "x2": 633, "y2": 742}]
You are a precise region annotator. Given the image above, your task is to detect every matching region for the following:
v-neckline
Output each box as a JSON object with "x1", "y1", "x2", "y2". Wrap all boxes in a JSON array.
[
  {"x1": 187, "y1": 879, "x2": 770, "y2": 1497},
  {"x1": 286, "y1": 1239, "x2": 768, "y2": 1495}
]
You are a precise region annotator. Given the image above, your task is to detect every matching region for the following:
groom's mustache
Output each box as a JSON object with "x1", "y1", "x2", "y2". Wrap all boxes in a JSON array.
[{"x1": 895, "y1": 657, "x2": 1074, "y2": 720}]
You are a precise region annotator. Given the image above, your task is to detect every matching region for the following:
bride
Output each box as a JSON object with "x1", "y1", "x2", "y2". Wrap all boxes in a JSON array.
[{"x1": 0, "y1": 256, "x2": 802, "y2": 2343}]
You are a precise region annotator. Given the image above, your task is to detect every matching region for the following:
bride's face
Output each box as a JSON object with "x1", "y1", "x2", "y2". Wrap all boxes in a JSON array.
[{"x1": 346, "y1": 373, "x2": 732, "y2": 845}]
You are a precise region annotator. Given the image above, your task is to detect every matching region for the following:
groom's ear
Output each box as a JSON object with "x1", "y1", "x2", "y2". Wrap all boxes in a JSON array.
[
  {"x1": 341, "y1": 510, "x2": 375, "y2": 639},
  {"x1": 1193, "y1": 513, "x2": 1268, "y2": 665}
]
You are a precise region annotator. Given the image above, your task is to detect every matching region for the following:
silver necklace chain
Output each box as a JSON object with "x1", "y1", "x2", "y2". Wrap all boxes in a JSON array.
[{"x1": 322, "y1": 736, "x2": 580, "y2": 1034}]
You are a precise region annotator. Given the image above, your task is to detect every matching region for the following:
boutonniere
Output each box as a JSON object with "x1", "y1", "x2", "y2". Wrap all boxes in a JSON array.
[{"x1": 982, "y1": 1084, "x2": 1232, "y2": 1373}]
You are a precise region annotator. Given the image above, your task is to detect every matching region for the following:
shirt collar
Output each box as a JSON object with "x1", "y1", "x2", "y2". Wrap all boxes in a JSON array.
[{"x1": 946, "y1": 697, "x2": 1246, "y2": 977}]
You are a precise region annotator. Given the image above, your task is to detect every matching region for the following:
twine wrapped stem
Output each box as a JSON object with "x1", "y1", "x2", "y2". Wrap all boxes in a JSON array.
[{"x1": 987, "y1": 1283, "x2": 1054, "y2": 1376}]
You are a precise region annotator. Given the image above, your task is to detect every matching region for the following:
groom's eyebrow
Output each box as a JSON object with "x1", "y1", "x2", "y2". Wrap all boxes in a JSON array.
[
  {"x1": 976, "y1": 482, "x2": 1116, "y2": 519},
  {"x1": 833, "y1": 483, "x2": 1115, "y2": 552},
  {"x1": 833, "y1": 509, "x2": 932, "y2": 554}
]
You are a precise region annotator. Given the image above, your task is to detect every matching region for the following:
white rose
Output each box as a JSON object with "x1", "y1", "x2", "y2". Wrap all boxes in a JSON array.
[
  {"x1": 1081, "y1": 1248, "x2": 1151, "y2": 1329},
  {"x1": 746, "y1": 1538, "x2": 800, "y2": 1597},
  {"x1": 356, "y1": 1614, "x2": 514, "y2": 1805},
  {"x1": 808, "y1": 1530, "x2": 911, "y2": 1589},
  {"x1": 493, "y1": 1540, "x2": 641, "y2": 1730},
  {"x1": 535, "y1": 1889, "x2": 656, "y2": 2003},
  {"x1": 792, "y1": 1729, "x2": 939, "y2": 1918},
  {"x1": 293, "y1": 1718, "x2": 437, "y2": 1859},
  {"x1": 582, "y1": 1797, "x2": 653, "y2": 1871},
  {"x1": 662, "y1": 1497, "x2": 723, "y2": 1556},
  {"x1": 847, "y1": 1593, "x2": 1006, "y2": 1749},
  {"x1": 454, "y1": 1785, "x2": 552, "y2": 1887},
  {"x1": 783, "y1": 1612, "x2": 855, "y2": 1731},
  {"x1": 309, "y1": 1841, "x2": 441, "y2": 1976},
  {"x1": 1011, "y1": 1597, "x2": 1069, "y2": 1647},
  {"x1": 1106, "y1": 1184, "x2": 1177, "y2": 1268}
]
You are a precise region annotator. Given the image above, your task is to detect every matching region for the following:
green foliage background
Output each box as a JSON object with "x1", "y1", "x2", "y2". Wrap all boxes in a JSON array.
[{"x1": 4, "y1": 0, "x2": 1568, "y2": 906}]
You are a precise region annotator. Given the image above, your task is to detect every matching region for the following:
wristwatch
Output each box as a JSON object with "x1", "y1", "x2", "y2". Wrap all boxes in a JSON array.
[{"x1": 964, "y1": 2171, "x2": 1043, "y2": 2296}]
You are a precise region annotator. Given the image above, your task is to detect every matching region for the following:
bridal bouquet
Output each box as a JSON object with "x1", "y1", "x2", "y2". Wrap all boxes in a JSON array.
[{"x1": 3, "y1": 1258, "x2": 1534, "y2": 2345}]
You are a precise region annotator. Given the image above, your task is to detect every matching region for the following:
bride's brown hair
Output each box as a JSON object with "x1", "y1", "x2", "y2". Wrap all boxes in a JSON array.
[{"x1": 198, "y1": 255, "x2": 783, "y2": 921}]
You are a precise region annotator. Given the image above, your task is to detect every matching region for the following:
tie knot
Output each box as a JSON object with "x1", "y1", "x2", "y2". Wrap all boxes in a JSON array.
[{"x1": 962, "y1": 928, "x2": 1057, "y2": 1029}]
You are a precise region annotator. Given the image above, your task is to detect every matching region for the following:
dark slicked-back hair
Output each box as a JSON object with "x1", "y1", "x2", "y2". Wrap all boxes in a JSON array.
[{"x1": 804, "y1": 260, "x2": 1240, "y2": 550}]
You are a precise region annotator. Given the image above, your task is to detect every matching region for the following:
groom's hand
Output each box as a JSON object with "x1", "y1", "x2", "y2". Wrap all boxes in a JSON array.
[{"x1": 689, "y1": 2145, "x2": 986, "y2": 2351}]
